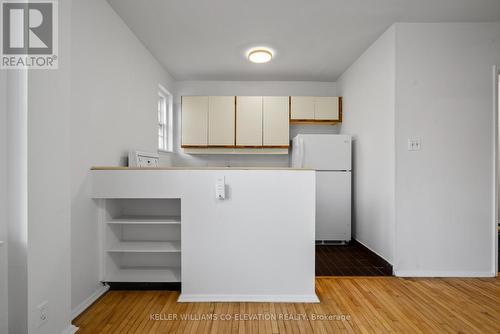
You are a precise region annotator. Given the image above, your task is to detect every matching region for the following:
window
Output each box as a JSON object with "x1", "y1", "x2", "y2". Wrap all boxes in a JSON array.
[{"x1": 158, "y1": 86, "x2": 173, "y2": 152}]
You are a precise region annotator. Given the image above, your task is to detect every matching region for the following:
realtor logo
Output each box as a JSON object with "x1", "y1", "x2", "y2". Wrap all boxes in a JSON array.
[{"x1": 1, "y1": 0, "x2": 58, "y2": 69}]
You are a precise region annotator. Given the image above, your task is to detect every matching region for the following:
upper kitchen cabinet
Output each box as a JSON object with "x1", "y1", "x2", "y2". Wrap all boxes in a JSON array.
[
  {"x1": 290, "y1": 96, "x2": 342, "y2": 124},
  {"x1": 290, "y1": 96, "x2": 315, "y2": 120},
  {"x1": 181, "y1": 95, "x2": 292, "y2": 153},
  {"x1": 208, "y1": 96, "x2": 235, "y2": 146},
  {"x1": 263, "y1": 96, "x2": 289, "y2": 147},
  {"x1": 236, "y1": 96, "x2": 263, "y2": 146},
  {"x1": 315, "y1": 97, "x2": 340, "y2": 120},
  {"x1": 181, "y1": 96, "x2": 209, "y2": 146}
]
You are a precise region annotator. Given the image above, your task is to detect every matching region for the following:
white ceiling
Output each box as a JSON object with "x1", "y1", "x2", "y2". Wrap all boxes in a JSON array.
[{"x1": 107, "y1": 0, "x2": 500, "y2": 82}]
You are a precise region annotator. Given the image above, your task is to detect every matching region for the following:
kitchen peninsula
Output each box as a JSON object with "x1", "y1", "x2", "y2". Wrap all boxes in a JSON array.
[{"x1": 91, "y1": 167, "x2": 318, "y2": 303}]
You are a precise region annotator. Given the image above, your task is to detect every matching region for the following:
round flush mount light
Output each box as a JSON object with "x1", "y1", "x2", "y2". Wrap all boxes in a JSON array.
[{"x1": 247, "y1": 48, "x2": 273, "y2": 63}]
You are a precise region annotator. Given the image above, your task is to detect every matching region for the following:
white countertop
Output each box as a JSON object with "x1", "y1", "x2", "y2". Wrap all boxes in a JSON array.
[{"x1": 91, "y1": 166, "x2": 314, "y2": 171}]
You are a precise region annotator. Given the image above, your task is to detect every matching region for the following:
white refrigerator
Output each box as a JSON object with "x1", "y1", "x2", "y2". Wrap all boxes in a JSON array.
[{"x1": 291, "y1": 134, "x2": 352, "y2": 242}]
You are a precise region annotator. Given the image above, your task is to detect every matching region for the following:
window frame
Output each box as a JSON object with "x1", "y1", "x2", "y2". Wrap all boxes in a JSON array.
[{"x1": 158, "y1": 85, "x2": 173, "y2": 153}]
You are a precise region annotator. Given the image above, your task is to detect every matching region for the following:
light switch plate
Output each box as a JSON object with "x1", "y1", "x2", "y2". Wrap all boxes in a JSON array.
[{"x1": 407, "y1": 138, "x2": 422, "y2": 151}]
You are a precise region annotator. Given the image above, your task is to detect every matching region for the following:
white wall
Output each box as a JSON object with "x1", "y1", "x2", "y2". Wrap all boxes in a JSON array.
[
  {"x1": 394, "y1": 23, "x2": 500, "y2": 276},
  {"x1": 337, "y1": 27, "x2": 396, "y2": 263},
  {"x1": 26, "y1": 0, "x2": 73, "y2": 332},
  {"x1": 172, "y1": 81, "x2": 338, "y2": 167},
  {"x1": 70, "y1": 0, "x2": 176, "y2": 314},
  {"x1": 0, "y1": 64, "x2": 8, "y2": 334}
]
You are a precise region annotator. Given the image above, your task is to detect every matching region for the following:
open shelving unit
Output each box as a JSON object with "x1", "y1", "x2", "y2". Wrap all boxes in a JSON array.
[{"x1": 98, "y1": 198, "x2": 181, "y2": 283}]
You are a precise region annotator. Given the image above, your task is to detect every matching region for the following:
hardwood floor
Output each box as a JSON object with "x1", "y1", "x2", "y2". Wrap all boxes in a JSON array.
[{"x1": 74, "y1": 276, "x2": 500, "y2": 333}]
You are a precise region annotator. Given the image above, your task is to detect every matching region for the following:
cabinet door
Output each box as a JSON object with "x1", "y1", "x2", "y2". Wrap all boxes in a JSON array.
[
  {"x1": 236, "y1": 96, "x2": 262, "y2": 146},
  {"x1": 208, "y1": 96, "x2": 235, "y2": 146},
  {"x1": 290, "y1": 96, "x2": 314, "y2": 120},
  {"x1": 314, "y1": 97, "x2": 339, "y2": 120},
  {"x1": 181, "y1": 96, "x2": 208, "y2": 146},
  {"x1": 263, "y1": 96, "x2": 289, "y2": 146}
]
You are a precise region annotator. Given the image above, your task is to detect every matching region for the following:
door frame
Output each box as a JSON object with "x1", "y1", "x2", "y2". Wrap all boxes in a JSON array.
[{"x1": 493, "y1": 65, "x2": 499, "y2": 276}]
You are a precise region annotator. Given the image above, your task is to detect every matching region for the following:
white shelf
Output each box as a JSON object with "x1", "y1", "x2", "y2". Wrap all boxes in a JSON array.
[
  {"x1": 106, "y1": 267, "x2": 181, "y2": 282},
  {"x1": 107, "y1": 241, "x2": 181, "y2": 253},
  {"x1": 106, "y1": 216, "x2": 181, "y2": 225},
  {"x1": 100, "y1": 198, "x2": 182, "y2": 283}
]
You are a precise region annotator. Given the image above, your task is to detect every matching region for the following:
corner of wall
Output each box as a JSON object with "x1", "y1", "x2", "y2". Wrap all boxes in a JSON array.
[{"x1": 336, "y1": 24, "x2": 397, "y2": 264}]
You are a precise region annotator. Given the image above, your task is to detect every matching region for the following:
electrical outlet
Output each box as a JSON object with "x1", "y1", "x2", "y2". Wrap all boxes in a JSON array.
[
  {"x1": 37, "y1": 301, "x2": 48, "y2": 327},
  {"x1": 407, "y1": 138, "x2": 422, "y2": 151}
]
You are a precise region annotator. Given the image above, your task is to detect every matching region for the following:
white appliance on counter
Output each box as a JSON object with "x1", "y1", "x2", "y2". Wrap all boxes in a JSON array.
[
  {"x1": 128, "y1": 151, "x2": 160, "y2": 167},
  {"x1": 291, "y1": 134, "x2": 352, "y2": 242}
]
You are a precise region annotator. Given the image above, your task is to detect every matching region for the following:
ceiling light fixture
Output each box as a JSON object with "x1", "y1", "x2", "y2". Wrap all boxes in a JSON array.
[{"x1": 247, "y1": 48, "x2": 273, "y2": 64}]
